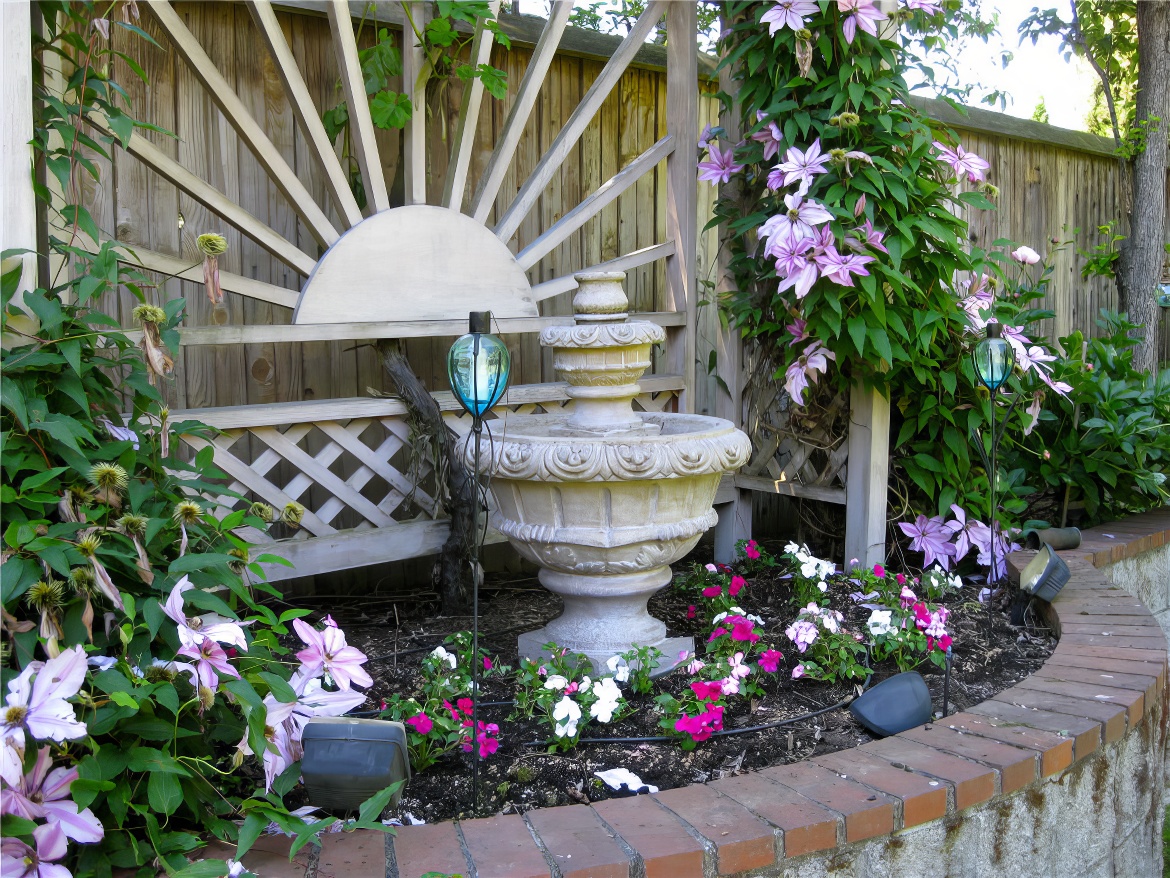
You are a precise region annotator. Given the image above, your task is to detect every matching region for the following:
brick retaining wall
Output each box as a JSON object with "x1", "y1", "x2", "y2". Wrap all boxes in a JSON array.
[{"x1": 204, "y1": 507, "x2": 1170, "y2": 877}]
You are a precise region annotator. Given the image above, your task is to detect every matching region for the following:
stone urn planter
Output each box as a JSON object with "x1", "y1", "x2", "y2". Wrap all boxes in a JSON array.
[{"x1": 470, "y1": 273, "x2": 750, "y2": 674}]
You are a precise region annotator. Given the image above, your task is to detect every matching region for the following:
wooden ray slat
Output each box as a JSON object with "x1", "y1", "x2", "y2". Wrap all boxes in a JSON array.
[
  {"x1": 493, "y1": 0, "x2": 668, "y2": 243},
  {"x1": 326, "y1": 0, "x2": 390, "y2": 213},
  {"x1": 517, "y1": 135, "x2": 674, "y2": 270},
  {"x1": 441, "y1": 0, "x2": 501, "y2": 211},
  {"x1": 400, "y1": 0, "x2": 429, "y2": 205},
  {"x1": 111, "y1": 243, "x2": 299, "y2": 309},
  {"x1": 247, "y1": 0, "x2": 364, "y2": 229},
  {"x1": 251, "y1": 425, "x2": 396, "y2": 527},
  {"x1": 469, "y1": 0, "x2": 573, "y2": 224},
  {"x1": 148, "y1": 1, "x2": 340, "y2": 247},
  {"x1": 530, "y1": 242, "x2": 676, "y2": 301},
  {"x1": 182, "y1": 434, "x2": 336, "y2": 535},
  {"x1": 89, "y1": 118, "x2": 317, "y2": 275}
]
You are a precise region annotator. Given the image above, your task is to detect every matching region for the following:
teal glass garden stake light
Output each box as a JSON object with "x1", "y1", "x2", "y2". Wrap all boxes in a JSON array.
[
  {"x1": 446, "y1": 311, "x2": 510, "y2": 812},
  {"x1": 971, "y1": 322, "x2": 1017, "y2": 589}
]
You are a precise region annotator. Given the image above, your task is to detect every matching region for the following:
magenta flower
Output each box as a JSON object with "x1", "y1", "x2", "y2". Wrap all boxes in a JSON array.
[
  {"x1": 1, "y1": 646, "x2": 88, "y2": 787},
  {"x1": 0, "y1": 748, "x2": 104, "y2": 844},
  {"x1": 405, "y1": 712, "x2": 433, "y2": 735},
  {"x1": 729, "y1": 617, "x2": 761, "y2": 644},
  {"x1": 1, "y1": 822, "x2": 71, "y2": 878},
  {"x1": 163, "y1": 577, "x2": 249, "y2": 652},
  {"x1": 774, "y1": 139, "x2": 831, "y2": 193},
  {"x1": 690, "y1": 681, "x2": 723, "y2": 702},
  {"x1": 686, "y1": 605, "x2": 697, "y2": 619},
  {"x1": 757, "y1": 649, "x2": 784, "y2": 673},
  {"x1": 761, "y1": 0, "x2": 819, "y2": 34},
  {"x1": 729, "y1": 575, "x2": 747, "y2": 596},
  {"x1": 701, "y1": 584, "x2": 722, "y2": 598},
  {"x1": 932, "y1": 141, "x2": 990, "y2": 182},
  {"x1": 697, "y1": 144, "x2": 744, "y2": 185},
  {"x1": 760, "y1": 194, "x2": 833, "y2": 245},
  {"x1": 784, "y1": 341, "x2": 836, "y2": 406},
  {"x1": 177, "y1": 634, "x2": 240, "y2": 692},
  {"x1": 838, "y1": 0, "x2": 887, "y2": 44},
  {"x1": 773, "y1": 237, "x2": 821, "y2": 300},
  {"x1": 293, "y1": 618, "x2": 373, "y2": 691},
  {"x1": 751, "y1": 112, "x2": 785, "y2": 161},
  {"x1": 816, "y1": 247, "x2": 874, "y2": 287},
  {"x1": 744, "y1": 540, "x2": 762, "y2": 560},
  {"x1": 898, "y1": 514, "x2": 957, "y2": 570}
]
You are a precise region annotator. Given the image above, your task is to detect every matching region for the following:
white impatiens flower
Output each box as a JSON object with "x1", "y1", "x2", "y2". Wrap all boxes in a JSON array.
[
  {"x1": 713, "y1": 607, "x2": 765, "y2": 627},
  {"x1": 552, "y1": 696, "x2": 581, "y2": 737},
  {"x1": 544, "y1": 674, "x2": 568, "y2": 691},
  {"x1": 867, "y1": 609, "x2": 893, "y2": 637},
  {"x1": 589, "y1": 677, "x2": 623, "y2": 723},
  {"x1": 578, "y1": 676, "x2": 592, "y2": 694},
  {"x1": 429, "y1": 646, "x2": 457, "y2": 669},
  {"x1": 605, "y1": 655, "x2": 631, "y2": 683}
]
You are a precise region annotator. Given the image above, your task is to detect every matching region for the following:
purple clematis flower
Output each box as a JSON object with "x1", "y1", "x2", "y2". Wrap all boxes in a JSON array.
[
  {"x1": 816, "y1": 247, "x2": 874, "y2": 287},
  {"x1": 932, "y1": 141, "x2": 990, "y2": 183},
  {"x1": 774, "y1": 139, "x2": 831, "y2": 193},
  {"x1": 0, "y1": 748, "x2": 105, "y2": 844},
  {"x1": 898, "y1": 514, "x2": 957, "y2": 570},
  {"x1": 697, "y1": 144, "x2": 744, "y2": 185},
  {"x1": 163, "y1": 577, "x2": 250, "y2": 652},
  {"x1": 760, "y1": 193, "x2": 833, "y2": 246},
  {"x1": 784, "y1": 341, "x2": 836, "y2": 406},
  {"x1": 761, "y1": 0, "x2": 819, "y2": 35},
  {"x1": 1, "y1": 646, "x2": 88, "y2": 787},
  {"x1": 838, "y1": 0, "x2": 887, "y2": 44},
  {"x1": 772, "y1": 236, "x2": 821, "y2": 299},
  {"x1": 293, "y1": 619, "x2": 373, "y2": 691},
  {"x1": 1, "y1": 822, "x2": 72, "y2": 878},
  {"x1": 750, "y1": 112, "x2": 784, "y2": 161},
  {"x1": 177, "y1": 634, "x2": 241, "y2": 693}
]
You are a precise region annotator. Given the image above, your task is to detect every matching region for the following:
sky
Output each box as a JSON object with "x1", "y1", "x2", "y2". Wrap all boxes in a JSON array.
[{"x1": 514, "y1": 0, "x2": 1102, "y2": 133}]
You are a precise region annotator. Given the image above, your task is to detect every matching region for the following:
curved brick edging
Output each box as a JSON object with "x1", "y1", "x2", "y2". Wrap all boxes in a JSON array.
[{"x1": 213, "y1": 509, "x2": 1170, "y2": 878}]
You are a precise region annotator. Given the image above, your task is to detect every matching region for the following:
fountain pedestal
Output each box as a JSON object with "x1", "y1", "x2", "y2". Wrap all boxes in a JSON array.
[{"x1": 473, "y1": 273, "x2": 750, "y2": 675}]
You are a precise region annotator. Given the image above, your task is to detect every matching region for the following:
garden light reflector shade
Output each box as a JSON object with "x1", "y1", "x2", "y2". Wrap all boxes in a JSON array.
[
  {"x1": 972, "y1": 322, "x2": 1015, "y2": 391},
  {"x1": 1018, "y1": 544, "x2": 1071, "y2": 603},
  {"x1": 448, "y1": 311, "x2": 511, "y2": 419},
  {"x1": 301, "y1": 718, "x2": 410, "y2": 812},
  {"x1": 849, "y1": 672, "x2": 933, "y2": 737}
]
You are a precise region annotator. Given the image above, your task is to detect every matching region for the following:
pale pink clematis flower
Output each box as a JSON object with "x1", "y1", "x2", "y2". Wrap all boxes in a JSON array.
[
  {"x1": 838, "y1": 0, "x2": 887, "y2": 44},
  {"x1": 1011, "y1": 245, "x2": 1041, "y2": 265},
  {"x1": 1, "y1": 822, "x2": 72, "y2": 878},
  {"x1": 897, "y1": 514, "x2": 957, "y2": 570},
  {"x1": 784, "y1": 341, "x2": 836, "y2": 406},
  {"x1": 0, "y1": 748, "x2": 105, "y2": 843},
  {"x1": 774, "y1": 139, "x2": 831, "y2": 192},
  {"x1": 751, "y1": 112, "x2": 785, "y2": 161},
  {"x1": 932, "y1": 141, "x2": 990, "y2": 182},
  {"x1": 177, "y1": 635, "x2": 240, "y2": 692},
  {"x1": 697, "y1": 144, "x2": 744, "y2": 185},
  {"x1": 761, "y1": 0, "x2": 819, "y2": 34},
  {"x1": 697, "y1": 123, "x2": 715, "y2": 150},
  {"x1": 816, "y1": 246, "x2": 874, "y2": 287},
  {"x1": 1022, "y1": 391, "x2": 1044, "y2": 436},
  {"x1": 163, "y1": 577, "x2": 249, "y2": 652},
  {"x1": 773, "y1": 237, "x2": 821, "y2": 299},
  {"x1": 760, "y1": 194, "x2": 833, "y2": 246},
  {"x1": 786, "y1": 317, "x2": 810, "y2": 346},
  {"x1": 944, "y1": 504, "x2": 978, "y2": 562},
  {"x1": 904, "y1": 0, "x2": 942, "y2": 13},
  {"x1": 293, "y1": 619, "x2": 373, "y2": 691},
  {"x1": 848, "y1": 220, "x2": 888, "y2": 254},
  {"x1": 1, "y1": 646, "x2": 88, "y2": 787}
]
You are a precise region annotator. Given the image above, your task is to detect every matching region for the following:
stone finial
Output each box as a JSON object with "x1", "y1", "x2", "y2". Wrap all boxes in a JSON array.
[{"x1": 572, "y1": 272, "x2": 629, "y2": 323}]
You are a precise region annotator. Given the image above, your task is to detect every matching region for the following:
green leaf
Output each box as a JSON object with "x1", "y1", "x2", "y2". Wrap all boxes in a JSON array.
[
  {"x1": 109, "y1": 691, "x2": 140, "y2": 710},
  {"x1": 148, "y1": 771, "x2": 183, "y2": 816},
  {"x1": 258, "y1": 672, "x2": 297, "y2": 703},
  {"x1": 369, "y1": 91, "x2": 412, "y2": 130},
  {"x1": 172, "y1": 862, "x2": 229, "y2": 878},
  {"x1": 846, "y1": 315, "x2": 867, "y2": 357},
  {"x1": 1, "y1": 814, "x2": 38, "y2": 837},
  {"x1": 236, "y1": 812, "x2": 267, "y2": 859}
]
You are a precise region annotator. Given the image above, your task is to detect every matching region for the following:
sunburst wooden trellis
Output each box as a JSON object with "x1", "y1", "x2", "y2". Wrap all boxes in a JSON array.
[{"x1": 92, "y1": 0, "x2": 702, "y2": 581}]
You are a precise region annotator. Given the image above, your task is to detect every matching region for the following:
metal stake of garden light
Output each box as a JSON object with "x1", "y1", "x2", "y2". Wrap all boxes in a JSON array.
[
  {"x1": 446, "y1": 311, "x2": 510, "y2": 813},
  {"x1": 971, "y1": 322, "x2": 1019, "y2": 589}
]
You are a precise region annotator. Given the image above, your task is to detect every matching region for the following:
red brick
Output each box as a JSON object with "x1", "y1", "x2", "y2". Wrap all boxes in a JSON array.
[
  {"x1": 967, "y1": 699, "x2": 1101, "y2": 761},
  {"x1": 593, "y1": 796, "x2": 705, "y2": 878},
  {"x1": 989, "y1": 689, "x2": 1128, "y2": 743},
  {"x1": 812, "y1": 749, "x2": 948, "y2": 828},
  {"x1": 459, "y1": 814, "x2": 549, "y2": 878},
  {"x1": 319, "y1": 829, "x2": 387, "y2": 878},
  {"x1": 1035, "y1": 663, "x2": 1160, "y2": 704},
  {"x1": 1012, "y1": 675, "x2": 1145, "y2": 726},
  {"x1": 898, "y1": 724, "x2": 1037, "y2": 794},
  {"x1": 1045, "y1": 650, "x2": 1167, "y2": 690},
  {"x1": 937, "y1": 712, "x2": 1073, "y2": 777},
  {"x1": 762, "y1": 762, "x2": 895, "y2": 843},
  {"x1": 1057, "y1": 632, "x2": 1168, "y2": 652},
  {"x1": 1054, "y1": 644, "x2": 1168, "y2": 668},
  {"x1": 709, "y1": 772, "x2": 838, "y2": 858},
  {"x1": 387, "y1": 826, "x2": 462, "y2": 878},
  {"x1": 525, "y1": 804, "x2": 630, "y2": 878},
  {"x1": 864, "y1": 736, "x2": 995, "y2": 811},
  {"x1": 653, "y1": 785, "x2": 777, "y2": 875}
]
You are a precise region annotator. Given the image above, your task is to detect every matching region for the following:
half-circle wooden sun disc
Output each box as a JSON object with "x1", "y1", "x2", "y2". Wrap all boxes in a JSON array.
[{"x1": 292, "y1": 204, "x2": 538, "y2": 324}]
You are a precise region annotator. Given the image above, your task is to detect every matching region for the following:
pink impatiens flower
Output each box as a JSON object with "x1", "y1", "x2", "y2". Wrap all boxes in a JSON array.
[
  {"x1": 698, "y1": 144, "x2": 744, "y2": 185},
  {"x1": 1, "y1": 646, "x2": 88, "y2": 787},
  {"x1": 0, "y1": 747, "x2": 104, "y2": 843},
  {"x1": 1, "y1": 822, "x2": 72, "y2": 878},
  {"x1": 791, "y1": 664, "x2": 807, "y2": 680},
  {"x1": 761, "y1": 0, "x2": 819, "y2": 35},
  {"x1": 729, "y1": 575, "x2": 747, "y2": 596},
  {"x1": 744, "y1": 540, "x2": 762, "y2": 560},
  {"x1": 293, "y1": 618, "x2": 373, "y2": 691},
  {"x1": 932, "y1": 141, "x2": 990, "y2": 183},
  {"x1": 690, "y1": 681, "x2": 724, "y2": 702},
  {"x1": 785, "y1": 619, "x2": 819, "y2": 653},
  {"x1": 758, "y1": 649, "x2": 784, "y2": 673},
  {"x1": 838, "y1": 0, "x2": 887, "y2": 44},
  {"x1": 701, "y1": 584, "x2": 722, "y2": 598},
  {"x1": 405, "y1": 713, "x2": 433, "y2": 735}
]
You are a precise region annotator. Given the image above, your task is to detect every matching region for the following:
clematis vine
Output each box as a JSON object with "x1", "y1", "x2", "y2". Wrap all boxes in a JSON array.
[
  {"x1": 761, "y1": 0, "x2": 818, "y2": 35},
  {"x1": 697, "y1": 144, "x2": 744, "y2": 185},
  {"x1": 784, "y1": 342, "x2": 836, "y2": 406},
  {"x1": 0, "y1": 748, "x2": 104, "y2": 844},
  {"x1": 837, "y1": 0, "x2": 887, "y2": 44},
  {"x1": 293, "y1": 618, "x2": 373, "y2": 691},
  {"x1": 1, "y1": 647, "x2": 88, "y2": 787}
]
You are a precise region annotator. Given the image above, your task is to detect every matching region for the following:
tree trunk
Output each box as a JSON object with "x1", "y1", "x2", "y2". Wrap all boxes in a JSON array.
[
  {"x1": 1117, "y1": 0, "x2": 1169, "y2": 373},
  {"x1": 379, "y1": 340, "x2": 473, "y2": 614}
]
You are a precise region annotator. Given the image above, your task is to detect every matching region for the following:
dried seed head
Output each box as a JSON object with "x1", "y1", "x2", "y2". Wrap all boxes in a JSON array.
[
  {"x1": 132, "y1": 304, "x2": 168, "y2": 325},
  {"x1": 116, "y1": 513, "x2": 149, "y2": 535},
  {"x1": 88, "y1": 462, "x2": 129, "y2": 493},
  {"x1": 837, "y1": 112, "x2": 861, "y2": 128},
  {"x1": 196, "y1": 233, "x2": 228, "y2": 256},
  {"x1": 198, "y1": 685, "x2": 216, "y2": 711},
  {"x1": 68, "y1": 484, "x2": 95, "y2": 506},
  {"x1": 248, "y1": 502, "x2": 275, "y2": 523},
  {"x1": 173, "y1": 501, "x2": 204, "y2": 526},
  {"x1": 982, "y1": 182, "x2": 1000, "y2": 199},
  {"x1": 145, "y1": 664, "x2": 176, "y2": 684},
  {"x1": 69, "y1": 567, "x2": 95, "y2": 594},
  {"x1": 76, "y1": 535, "x2": 102, "y2": 558},
  {"x1": 281, "y1": 502, "x2": 305, "y2": 527},
  {"x1": 228, "y1": 546, "x2": 249, "y2": 574},
  {"x1": 26, "y1": 579, "x2": 66, "y2": 613}
]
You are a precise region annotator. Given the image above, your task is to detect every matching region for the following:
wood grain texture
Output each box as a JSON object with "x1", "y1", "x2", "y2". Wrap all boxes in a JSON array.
[
  {"x1": 441, "y1": 1, "x2": 501, "y2": 211},
  {"x1": 399, "y1": 0, "x2": 428, "y2": 206}
]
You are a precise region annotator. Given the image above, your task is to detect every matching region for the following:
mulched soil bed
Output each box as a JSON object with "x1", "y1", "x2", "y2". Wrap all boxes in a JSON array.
[{"x1": 279, "y1": 540, "x2": 1055, "y2": 823}]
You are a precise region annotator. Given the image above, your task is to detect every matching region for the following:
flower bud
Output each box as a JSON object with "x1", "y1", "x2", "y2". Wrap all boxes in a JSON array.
[
  {"x1": 196, "y1": 233, "x2": 228, "y2": 257},
  {"x1": 854, "y1": 194, "x2": 867, "y2": 217}
]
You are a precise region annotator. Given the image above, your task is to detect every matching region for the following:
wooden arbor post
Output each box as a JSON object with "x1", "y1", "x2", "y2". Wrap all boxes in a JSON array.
[
  {"x1": 844, "y1": 383, "x2": 890, "y2": 568},
  {"x1": 2, "y1": 1, "x2": 38, "y2": 308}
]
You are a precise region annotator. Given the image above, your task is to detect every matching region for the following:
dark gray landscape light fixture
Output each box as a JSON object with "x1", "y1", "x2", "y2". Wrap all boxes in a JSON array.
[
  {"x1": 301, "y1": 717, "x2": 410, "y2": 812},
  {"x1": 849, "y1": 672, "x2": 933, "y2": 737},
  {"x1": 971, "y1": 322, "x2": 1018, "y2": 588},
  {"x1": 1018, "y1": 544, "x2": 1071, "y2": 603},
  {"x1": 446, "y1": 311, "x2": 511, "y2": 811}
]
